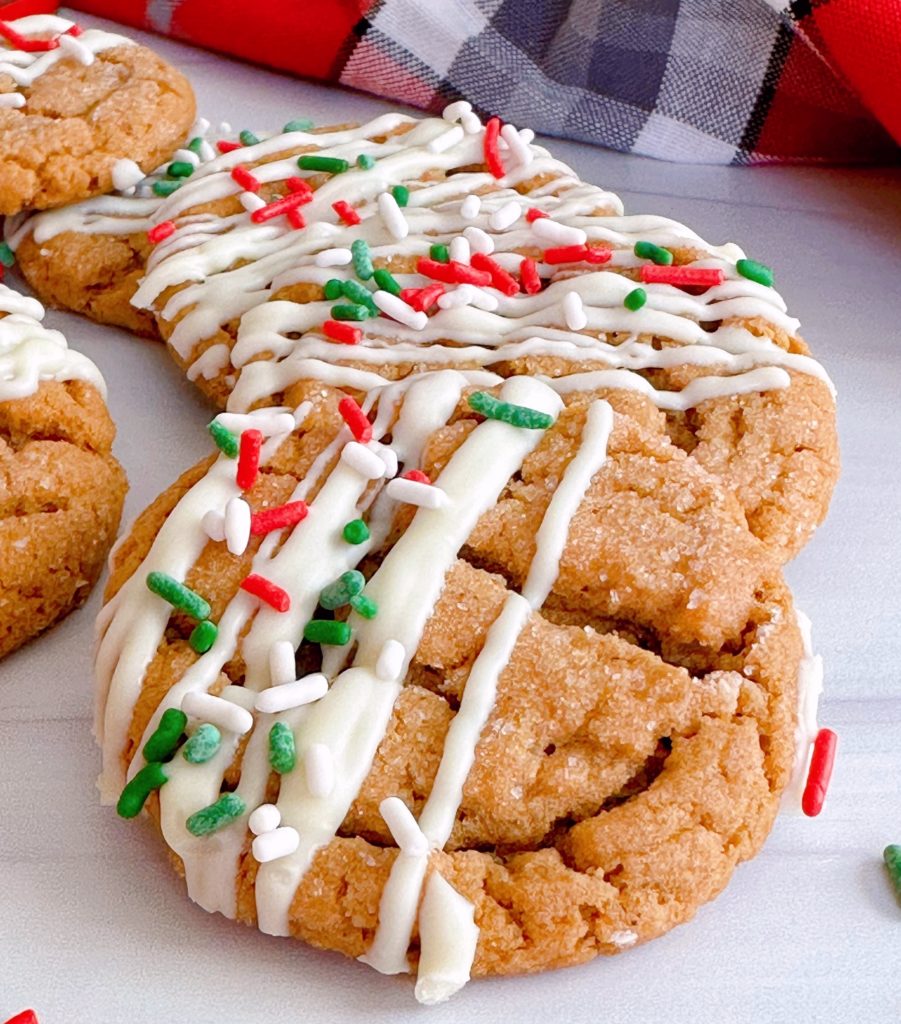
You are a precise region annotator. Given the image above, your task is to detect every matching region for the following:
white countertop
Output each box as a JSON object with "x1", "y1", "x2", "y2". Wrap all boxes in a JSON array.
[{"x1": 1, "y1": 13, "x2": 900, "y2": 1024}]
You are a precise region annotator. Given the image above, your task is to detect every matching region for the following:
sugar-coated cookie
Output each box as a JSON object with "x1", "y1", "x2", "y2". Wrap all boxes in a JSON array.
[
  {"x1": 126, "y1": 107, "x2": 838, "y2": 561},
  {"x1": 96, "y1": 373, "x2": 817, "y2": 1002},
  {"x1": 0, "y1": 14, "x2": 195, "y2": 216},
  {"x1": 0, "y1": 283, "x2": 126, "y2": 659}
]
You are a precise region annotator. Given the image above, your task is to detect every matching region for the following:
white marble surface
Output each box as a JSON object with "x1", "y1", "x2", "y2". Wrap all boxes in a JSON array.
[{"x1": 1, "y1": 13, "x2": 900, "y2": 1024}]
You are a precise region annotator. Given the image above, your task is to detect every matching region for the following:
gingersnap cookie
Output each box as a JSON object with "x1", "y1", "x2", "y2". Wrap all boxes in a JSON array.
[
  {"x1": 96, "y1": 371, "x2": 811, "y2": 1002},
  {"x1": 128, "y1": 106, "x2": 838, "y2": 561},
  {"x1": 0, "y1": 283, "x2": 126, "y2": 659},
  {"x1": 4, "y1": 116, "x2": 228, "y2": 338},
  {"x1": 0, "y1": 13, "x2": 195, "y2": 216}
]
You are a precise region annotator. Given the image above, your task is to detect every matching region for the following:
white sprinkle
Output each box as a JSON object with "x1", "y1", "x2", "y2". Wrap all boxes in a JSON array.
[
  {"x1": 386, "y1": 477, "x2": 448, "y2": 509},
  {"x1": 219, "y1": 121, "x2": 232, "y2": 134},
  {"x1": 520, "y1": 128, "x2": 535, "y2": 144},
  {"x1": 58, "y1": 32, "x2": 94, "y2": 65},
  {"x1": 181, "y1": 692, "x2": 253, "y2": 735},
  {"x1": 224, "y1": 497, "x2": 251, "y2": 556},
  {"x1": 466, "y1": 287, "x2": 498, "y2": 312},
  {"x1": 489, "y1": 200, "x2": 521, "y2": 232},
  {"x1": 172, "y1": 148, "x2": 201, "y2": 167},
  {"x1": 461, "y1": 111, "x2": 482, "y2": 134},
  {"x1": 377, "y1": 191, "x2": 408, "y2": 240},
  {"x1": 460, "y1": 194, "x2": 480, "y2": 219},
  {"x1": 192, "y1": 117, "x2": 211, "y2": 136},
  {"x1": 532, "y1": 218, "x2": 587, "y2": 247},
  {"x1": 255, "y1": 673, "x2": 328, "y2": 713},
  {"x1": 315, "y1": 247, "x2": 353, "y2": 268},
  {"x1": 442, "y1": 100, "x2": 472, "y2": 123},
  {"x1": 370, "y1": 441, "x2": 399, "y2": 479},
  {"x1": 372, "y1": 290, "x2": 428, "y2": 330},
  {"x1": 341, "y1": 441, "x2": 387, "y2": 480},
  {"x1": 437, "y1": 285, "x2": 474, "y2": 311},
  {"x1": 202, "y1": 509, "x2": 226, "y2": 543},
  {"x1": 239, "y1": 191, "x2": 266, "y2": 212},
  {"x1": 449, "y1": 236, "x2": 470, "y2": 264},
  {"x1": 215, "y1": 411, "x2": 295, "y2": 436},
  {"x1": 252, "y1": 826, "x2": 300, "y2": 863},
  {"x1": 0, "y1": 93, "x2": 25, "y2": 109},
  {"x1": 293, "y1": 401, "x2": 313, "y2": 427},
  {"x1": 500, "y1": 123, "x2": 533, "y2": 168},
  {"x1": 563, "y1": 291, "x2": 587, "y2": 330},
  {"x1": 428, "y1": 124, "x2": 464, "y2": 153},
  {"x1": 463, "y1": 225, "x2": 494, "y2": 254},
  {"x1": 376, "y1": 639, "x2": 406, "y2": 681},
  {"x1": 248, "y1": 803, "x2": 281, "y2": 836},
  {"x1": 380, "y1": 797, "x2": 429, "y2": 857},
  {"x1": 269, "y1": 640, "x2": 296, "y2": 686},
  {"x1": 111, "y1": 158, "x2": 145, "y2": 192},
  {"x1": 305, "y1": 744, "x2": 335, "y2": 798},
  {"x1": 196, "y1": 139, "x2": 216, "y2": 163}
]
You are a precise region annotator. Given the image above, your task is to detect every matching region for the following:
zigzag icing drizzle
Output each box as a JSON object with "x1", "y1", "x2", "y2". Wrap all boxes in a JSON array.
[
  {"x1": 0, "y1": 282, "x2": 105, "y2": 401},
  {"x1": 110, "y1": 108, "x2": 832, "y2": 410}
]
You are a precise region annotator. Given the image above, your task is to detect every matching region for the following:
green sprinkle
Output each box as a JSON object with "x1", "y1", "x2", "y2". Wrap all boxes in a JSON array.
[
  {"x1": 187, "y1": 136, "x2": 204, "y2": 154},
  {"x1": 324, "y1": 278, "x2": 344, "y2": 300},
  {"x1": 283, "y1": 118, "x2": 313, "y2": 133},
  {"x1": 885, "y1": 845, "x2": 901, "y2": 903},
  {"x1": 331, "y1": 303, "x2": 371, "y2": 321},
  {"x1": 342, "y1": 519, "x2": 370, "y2": 544},
  {"x1": 186, "y1": 793, "x2": 246, "y2": 836},
  {"x1": 430, "y1": 243, "x2": 449, "y2": 263},
  {"x1": 117, "y1": 762, "x2": 168, "y2": 819},
  {"x1": 373, "y1": 268, "x2": 401, "y2": 295},
  {"x1": 350, "y1": 593, "x2": 378, "y2": 619},
  {"x1": 0, "y1": 242, "x2": 15, "y2": 268},
  {"x1": 624, "y1": 287, "x2": 647, "y2": 311},
  {"x1": 319, "y1": 570, "x2": 365, "y2": 610},
  {"x1": 146, "y1": 572, "x2": 211, "y2": 621},
  {"x1": 183, "y1": 723, "x2": 221, "y2": 764},
  {"x1": 356, "y1": 153, "x2": 375, "y2": 170},
  {"x1": 189, "y1": 619, "x2": 218, "y2": 654},
  {"x1": 392, "y1": 184, "x2": 409, "y2": 207},
  {"x1": 297, "y1": 154, "x2": 349, "y2": 174},
  {"x1": 239, "y1": 129, "x2": 261, "y2": 146},
  {"x1": 142, "y1": 708, "x2": 187, "y2": 763},
  {"x1": 268, "y1": 722, "x2": 296, "y2": 774},
  {"x1": 736, "y1": 258, "x2": 774, "y2": 288},
  {"x1": 467, "y1": 391, "x2": 555, "y2": 431},
  {"x1": 167, "y1": 161, "x2": 195, "y2": 179},
  {"x1": 304, "y1": 619, "x2": 352, "y2": 646},
  {"x1": 341, "y1": 278, "x2": 378, "y2": 309},
  {"x1": 208, "y1": 419, "x2": 239, "y2": 457},
  {"x1": 351, "y1": 238, "x2": 374, "y2": 280},
  {"x1": 152, "y1": 180, "x2": 181, "y2": 197},
  {"x1": 634, "y1": 240, "x2": 673, "y2": 266}
]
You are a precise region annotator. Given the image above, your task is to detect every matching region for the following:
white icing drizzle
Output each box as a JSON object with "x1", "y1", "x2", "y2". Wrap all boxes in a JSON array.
[
  {"x1": 781, "y1": 609, "x2": 824, "y2": 814},
  {"x1": 414, "y1": 872, "x2": 480, "y2": 1004},
  {"x1": 0, "y1": 283, "x2": 105, "y2": 401}
]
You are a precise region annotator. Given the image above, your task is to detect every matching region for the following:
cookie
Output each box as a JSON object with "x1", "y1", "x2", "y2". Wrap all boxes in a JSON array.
[
  {"x1": 0, "y1": 283, "x2": 126, "y2": 659},
  {"x1": 5, "y1": 117, "x2": 225, "y2": 338},
  {"x1": 128, "y1": 106, "x2": 839, "y2": 561},
  {"x1": 0, "y1": 13, "x2": 196, "y2": 216},
  {"x1": 96, "y1": 372, "x2": 812, "y2": 1002}
]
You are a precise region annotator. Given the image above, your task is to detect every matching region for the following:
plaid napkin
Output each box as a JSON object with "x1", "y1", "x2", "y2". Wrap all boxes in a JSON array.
[{"x1": 9, "y1": 0, "x2": 900, "y2": 164}]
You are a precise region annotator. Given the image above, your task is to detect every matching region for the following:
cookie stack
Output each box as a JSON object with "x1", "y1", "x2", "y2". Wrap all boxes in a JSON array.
[{"x1": 2, "y1": 14, "x2": 839, "y2": 1006}]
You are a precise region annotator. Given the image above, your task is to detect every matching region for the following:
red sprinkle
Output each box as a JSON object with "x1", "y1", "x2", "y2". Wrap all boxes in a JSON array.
[
  {"x1": 338, "y1": 396, "x2": 373, "y2": 443},
  {"x1": 399, "y1": 284, "x2": 445, "y2": 312},
  {"x1": 285, "y1": 176, "x2": 313, "y2": 196},
  {"x1": 640, "y1": 265, "x2": 726, "y2": 288},
  {"x1": 66, "y1": 23, "x2": 83, "y2": 36},
  {"x1": 323, "y1": 319, "x2": 362, "y2": 345},
  {"x1": 231, "y1": 164, "x2": 261, "y2": 192},
  {"x1": 416, "y1": 257, "x2": 491, "y2": 287},
  {"x1": 286, "y1": 207, "x2": 306, "y2": 230},
  {"x1": 543, "y1": 244, "x2": 611, "y2": 265},
  {"x1": 519, "y1": 257, "x2": 542, "y2": 295},
  {"x1": 240, "y1": 574, "x2": 290, "y2": 612},
  {"x1": 525, "y1": 207, "x2": 548, "y2": 222},
  {"x1": 402, "y1": 469, "x2": 430, "y2": 484},
  {"x1": 236, "y1": 429, "x2": 263, "y2": 490},
  {"x1": 147, "y1": 221, "x2": 176, "y2": 244},
  {"x1": 483, "y1": 116, "x2": 506, "y2": 179},
  {"x1": 251, "y1": 190, "x2": 312, "y2": 223},
  {"x1": 217, "y1": 139, "x2": 242, "y2": 154},
  {"x1": 470, "y1": 252, "x2": 519, "y2": 296},
  {"x1": 332, "y1": 200, "x2": 360, "y2": 226},
  {"x1": 250, "y1": 500, "x2": 308, "y2": 536},
  {"x1": 3, "y1": 1011, "x2": 39, "y2": 1024},
  {"x1": 802, "y1": 728, "x2": 837, "y2": 817}
]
